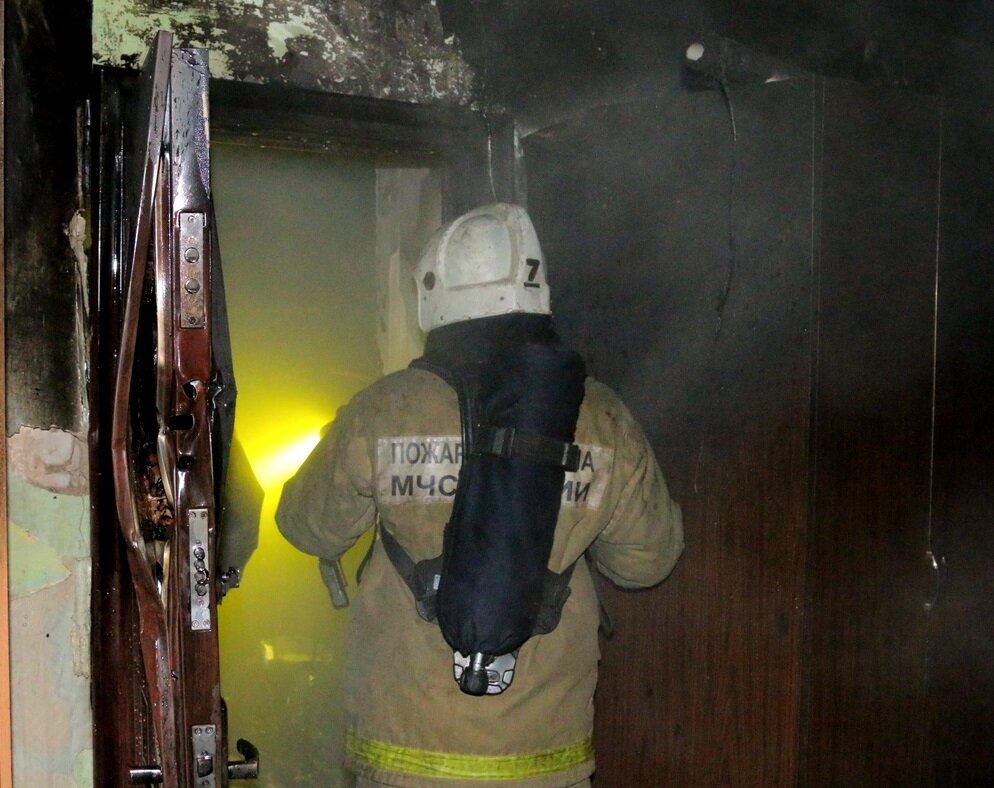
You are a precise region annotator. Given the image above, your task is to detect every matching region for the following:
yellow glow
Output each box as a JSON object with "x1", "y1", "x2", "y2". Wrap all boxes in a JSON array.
[
  {"x1": 249, "y1": 430, "x2": 324, "y2": 489},
  {"x1": 213, "y1": 143, "x2": 383, "y2": 785}
]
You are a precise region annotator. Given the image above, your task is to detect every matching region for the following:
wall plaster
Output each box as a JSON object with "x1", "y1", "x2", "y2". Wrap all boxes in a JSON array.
[
  {"x1": 93, "y1": 0, "x2": 476, "y2": 104},
  {"x1": 7, "y1": 428, "x2": 92, "y2": 787}
]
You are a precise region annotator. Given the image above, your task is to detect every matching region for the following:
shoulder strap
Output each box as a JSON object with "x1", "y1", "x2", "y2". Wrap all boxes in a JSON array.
[
  {"x1": 410, "y1": 357, "x2": 476, "y2": 452},
  {"x1": 378, "y1": 522, "x2": 444, "y2": 622}
]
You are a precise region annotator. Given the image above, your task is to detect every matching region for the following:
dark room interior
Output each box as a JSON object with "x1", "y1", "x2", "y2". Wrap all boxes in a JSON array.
[{"x1": 3, "y1": 1, "x2": 993, "y2": 785}]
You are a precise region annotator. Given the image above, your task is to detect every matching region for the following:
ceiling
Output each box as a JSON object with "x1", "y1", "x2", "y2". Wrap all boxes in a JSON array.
[{"x1": 436, "y1": 0, "x2": 994, "y2": 125}]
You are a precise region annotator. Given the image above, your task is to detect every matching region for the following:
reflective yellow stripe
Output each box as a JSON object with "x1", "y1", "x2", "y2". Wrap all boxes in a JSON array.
[{"x1": 346, "y1": 730, "x2": 593, "y2": 780}]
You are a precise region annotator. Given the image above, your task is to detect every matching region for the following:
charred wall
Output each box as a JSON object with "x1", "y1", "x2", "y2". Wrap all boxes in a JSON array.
[
  {"x1": 93, "y1": 0, "x2": 475, "y2": 104},
  {"x1": 4, "y1": 0, "x2": 95, "y2": 785},
  {"x1": 801, "y1": 82, "x2": 940, "y2": 786},
  {"x1": 5, "y1": 0, "x2": 91, "y2": 432},
  {"x1": 926, "y1": 94, "x2": 994, "y2": 786},
  {"x1": 440, "y1": 2, "x2": 994, "y2": 784},
  {"x1": 528, "y1": 76, "x2": 816, "y2": 785}
]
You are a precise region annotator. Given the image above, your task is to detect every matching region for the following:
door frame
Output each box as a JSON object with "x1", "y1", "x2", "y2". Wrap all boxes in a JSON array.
[
  {"x1": 0, "y1": 0, "x2": 13, "y2": 784},
  {"x1": 208, "y1": 76, "x2": 522, "y2": 217}
]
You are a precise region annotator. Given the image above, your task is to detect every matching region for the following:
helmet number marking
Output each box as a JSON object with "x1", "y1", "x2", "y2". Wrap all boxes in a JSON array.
[{"x1": 524, "y1": 258, "x2": 542, "y2": 289}]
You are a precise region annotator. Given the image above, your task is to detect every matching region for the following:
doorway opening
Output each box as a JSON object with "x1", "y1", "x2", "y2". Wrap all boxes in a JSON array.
[{"x1": 212, "y1": 142, "x2": 440, "y2": 786}]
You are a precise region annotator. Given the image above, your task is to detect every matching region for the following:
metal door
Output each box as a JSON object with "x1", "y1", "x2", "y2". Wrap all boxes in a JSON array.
[{"x1": 94, "y1": 31, "x2": 256, "y2": 787}]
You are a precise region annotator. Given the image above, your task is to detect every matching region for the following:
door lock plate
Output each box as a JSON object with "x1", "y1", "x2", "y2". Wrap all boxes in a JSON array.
[
  {"x1": 192, "y1": 725, "x2": 217, "y2": 787},
  {"x1": 179, "y1": 212, "x2": 206, "y2": 328},
  {"x1": 189, "y1": 508, "x2": 211, "y2": 631}
]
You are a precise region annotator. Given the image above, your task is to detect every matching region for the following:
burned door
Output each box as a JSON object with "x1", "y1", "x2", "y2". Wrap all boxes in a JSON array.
[{"x1": 92, "y1": 32, "x2": 257, "y2": 787}]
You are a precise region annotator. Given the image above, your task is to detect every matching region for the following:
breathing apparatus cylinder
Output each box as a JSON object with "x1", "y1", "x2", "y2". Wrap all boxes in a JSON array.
[{"x1": 436, "y1": 341, "x2": 586, "y2": 692}]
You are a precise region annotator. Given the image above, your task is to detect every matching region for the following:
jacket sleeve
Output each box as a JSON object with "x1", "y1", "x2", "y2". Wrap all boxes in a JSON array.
[
  {"x1": 589, "y1": 407, "x2": 684, "y2": 589},
  {"x1": 275, "y1": 400, "x2": 376, "y2": 560}
]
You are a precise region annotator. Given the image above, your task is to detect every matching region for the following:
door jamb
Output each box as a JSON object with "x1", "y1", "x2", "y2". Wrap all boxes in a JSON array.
[{"x1": 0, "y1": 0, "x2": 14, "y2": 782}]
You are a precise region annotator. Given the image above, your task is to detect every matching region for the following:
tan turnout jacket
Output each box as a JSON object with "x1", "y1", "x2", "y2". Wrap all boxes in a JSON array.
[{"x1": 277, "y1": 367, "x2": 683, "y2": 788}]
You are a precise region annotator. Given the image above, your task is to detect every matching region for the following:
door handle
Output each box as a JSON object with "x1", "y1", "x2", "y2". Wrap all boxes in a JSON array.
[{"x1": 227, "y1": 738, "x2": 260, "y2": 780}]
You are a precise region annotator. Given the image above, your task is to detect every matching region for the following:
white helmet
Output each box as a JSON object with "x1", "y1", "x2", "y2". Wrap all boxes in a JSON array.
[{"x1": 415, "y1": 203, "x2": 551, "y2": 333}]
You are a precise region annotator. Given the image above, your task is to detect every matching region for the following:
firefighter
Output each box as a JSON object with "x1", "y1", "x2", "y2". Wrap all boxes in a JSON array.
[{"x1": 276, "y1": 203, "x2": 683, "y2": 788}]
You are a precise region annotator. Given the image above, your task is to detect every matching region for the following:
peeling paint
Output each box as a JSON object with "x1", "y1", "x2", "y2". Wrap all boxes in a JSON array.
[
  {"x1": 66, "y1": 211, "x2": 89, "y2": 320},
  {"x1": 93, "y1": 0, "x2": 476, "y2": 104},
  {"x1": 67, "y1": 211, "x2": 92, "y2": 426},
  {"x1": 7, "y1": 465, "x2": 92, "y2": 784},
  {"x1": 7, "y1": 472, "x2": 89, "y2": 595},
  {"x1": 8, "y1": 426, "x2": 89, "y2": 496},
  {"x1": 267, "y1": 19, "x2": 309, "y2": 60},
  {"x1": 11, "y1": 577, "x2": 93, "y2": 787},
  {"x1": 9, "y1": 525, "x2": 71, "y2": 597}
]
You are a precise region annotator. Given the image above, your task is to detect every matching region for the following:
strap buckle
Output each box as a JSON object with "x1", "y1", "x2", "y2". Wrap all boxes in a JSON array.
[{"x1": 475, "y1": 425, "x2": 581, "y2": 472}]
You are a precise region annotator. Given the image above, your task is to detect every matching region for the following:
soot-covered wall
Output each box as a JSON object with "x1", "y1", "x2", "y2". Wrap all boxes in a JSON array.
[
  {"x1": 92, "y1": 0, "x2": 475, "y2": 104},
  {"x1": 527, "y1": 77, "x2": 990, "y2": 788},
  {"x1": 530, "y1": 76, "x2": 819, "y2": 786},
  {"x1": 5, "y1": 1, "x2": 95, "y2": 785},
  {"x1": 442, "y1": 5, "x2": 993, "y2": 783}
]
